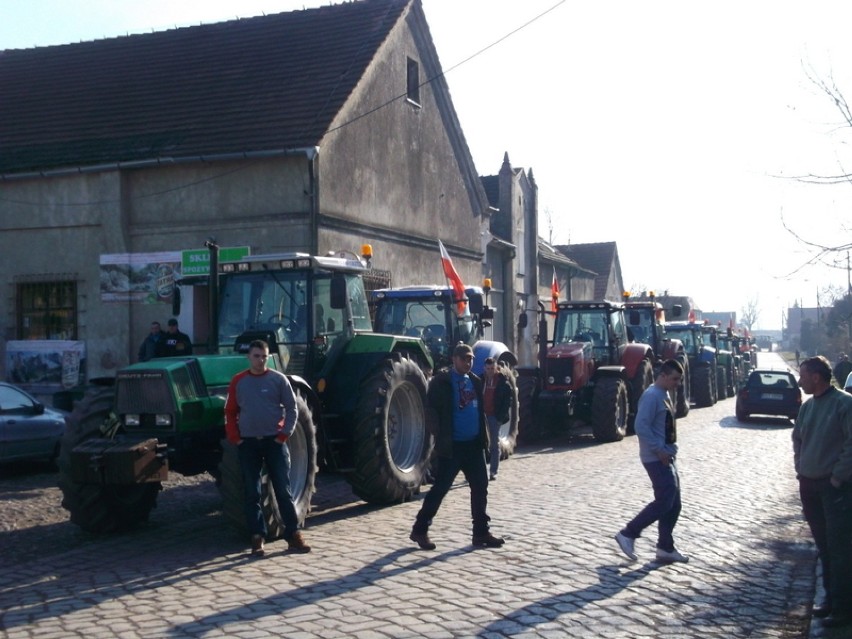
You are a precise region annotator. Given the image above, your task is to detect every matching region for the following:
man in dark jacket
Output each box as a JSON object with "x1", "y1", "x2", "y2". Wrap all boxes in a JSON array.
[
  {"x1": 157, "y1": 318, "x2": 193, "y2": 357},
  {"x1": 409, "y1": 343, "x2": 504, "y2": 550}
]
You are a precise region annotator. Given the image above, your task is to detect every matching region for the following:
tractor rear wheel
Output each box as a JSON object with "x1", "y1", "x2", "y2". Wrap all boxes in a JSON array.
[
  {"x1": 219, "y1": 390, "x2": 317, "y2": 538},
  {"x1": 58, "y1": 388, "x2": 161, "y2": 533},
  {"x1": 675, "y1": 357, "x2": 690, "y2": 418},
  {"x1": 516, "y1": 373, "x2": 543, "y2": 444},
  {"x1": 692, "y1": 365, "x2": 714, "y2": 408},
  {"x1": 350, "y1": 355, "x2": 431, "y2": 503},
  {"x1": 628, "y1": 359, "x2": 653, "y2": 427},
  {"x1": 591, "y1": 377, "x2": 629, "y2": 442},
  {"x1": 716, "y1": 366, "x2": 728, "y2": 402}
]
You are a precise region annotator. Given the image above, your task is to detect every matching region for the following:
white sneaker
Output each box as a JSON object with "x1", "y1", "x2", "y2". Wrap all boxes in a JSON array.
[
  {"x1": 655, "y1": 547, "x2": 689, "y2": 563},
  {"x1": 614, "y1": 532, "x2": 637, "y2": 560}
]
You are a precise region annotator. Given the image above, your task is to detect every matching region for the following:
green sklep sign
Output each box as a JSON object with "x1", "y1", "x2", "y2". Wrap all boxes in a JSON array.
[{"x1": 181, "y1": 247, "x2": 250, "y2": 276}]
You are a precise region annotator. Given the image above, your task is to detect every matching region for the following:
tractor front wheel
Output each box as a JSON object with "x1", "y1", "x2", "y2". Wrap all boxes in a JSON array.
[
  {"x1": 591, "y1": 377, "x2": 629, "y2": 442},
  {"x1": 350, "y1": 355, "x2": 431, "y2": 503},
  {"x1": 497, "y1": 364, "x2": 520, "y2": 459}
]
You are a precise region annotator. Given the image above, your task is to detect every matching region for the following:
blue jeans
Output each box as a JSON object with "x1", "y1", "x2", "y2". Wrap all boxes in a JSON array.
[
  {"x1": 486, "y1": 415, "x2": 500, "y2": 477},
  {"x1": 799, "y1": 477, "x2": 852, "y2": 611},
  {"x1": 414, "y1": 439, "x2": 491, "y2": 536},
  {"x1": 237, "y1": 436, "x2": 300, "y2": 539},
  {"x1": 625, "y1": 459, "x2": 681, "y2": 552}
]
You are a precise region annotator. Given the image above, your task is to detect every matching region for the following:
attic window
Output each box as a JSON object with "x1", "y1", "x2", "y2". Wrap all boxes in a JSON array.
[{"x1": 407, "y1": 57, "x2": 421, "y2": 105}]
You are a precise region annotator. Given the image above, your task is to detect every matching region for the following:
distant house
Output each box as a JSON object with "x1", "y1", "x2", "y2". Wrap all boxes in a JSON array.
[
  {"x1": 555, "y1": 241, "x2": 625, "y2": 301},
  {"x1": 0, "y1": 0, "x2": 495, "y2": 380},
  {"x1": 480, "y1": 154, "x2": 595, "y2": 366}
]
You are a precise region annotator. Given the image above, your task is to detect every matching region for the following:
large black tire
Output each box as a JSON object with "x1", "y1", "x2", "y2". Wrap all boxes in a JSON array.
[
  {"x1": 591, "y1": 377, "x2": 629, "y2": 442},
  {"x1": 349, "y1": 355, "x2": 431, "y2": 504},
  {"x1": 692, "y1": 365, "x2": 714, "y2": 408},
  {"x1": 219, "y1": 391, "x2": 317, "y2": 539},
  {"x1": 716, "y1": 366, "x2": 728, "y2": 402},
  {"x1": 675, "y1": 357, "x2": 690, "y2": 418},
  {"x1": 629, "y1": 359, "x2": 653, "y2": 417},
  {"x1": 57, "y1": 388, "x2": 161, "y2": 534},
  {"x1": 497, "y1": 363, "x2": 519, "y2": 459},
  {"x1": 516, "y1": 373, "x2": 543, "y2": 444},
  {"x1": 726, "y1": 363, "x2": 737, "y2": 397}
]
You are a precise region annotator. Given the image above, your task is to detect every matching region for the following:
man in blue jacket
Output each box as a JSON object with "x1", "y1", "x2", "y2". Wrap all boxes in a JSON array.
[{"x1": 410, "y1": 343, "x2": 504, "y2": 550}]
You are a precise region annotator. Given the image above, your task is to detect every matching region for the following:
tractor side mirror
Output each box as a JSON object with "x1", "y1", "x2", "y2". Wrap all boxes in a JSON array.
[
  {"x1": 330, "y1": 274, "x2": 347, "y2": 309},
  {"x1": 480, "y1": 306, "x2": 494, "y2": 320},
  {"x1": 671, "y1": 304, "x2": 683, "y2": 318},
  {"x1": 469, "y1": 294, "x2": 484, "y2": 315},
  {"x1": 518, "y1": 312, "x2": 528, "y2": 329}
]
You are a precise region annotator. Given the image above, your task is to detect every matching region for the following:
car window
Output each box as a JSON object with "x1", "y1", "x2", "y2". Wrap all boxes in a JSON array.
[
  {"x1": 750, "y1": 372, "x2": 796, "y2": 389},
  {"x1": 0, "y1": 385, "x2": 34, "y2": 411}
]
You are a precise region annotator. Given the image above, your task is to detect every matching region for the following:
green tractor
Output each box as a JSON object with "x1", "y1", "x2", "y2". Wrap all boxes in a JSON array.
[{"x1": 58, "y1": 245, "x2": 433, "y2": 535}]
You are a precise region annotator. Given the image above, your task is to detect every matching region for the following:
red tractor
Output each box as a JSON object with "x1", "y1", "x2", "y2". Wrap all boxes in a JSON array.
[{"x1": 517, "y1": 299, "x2": 654, "y2": 443}]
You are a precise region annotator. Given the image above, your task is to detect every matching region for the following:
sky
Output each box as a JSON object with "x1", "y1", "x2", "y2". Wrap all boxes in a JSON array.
[{"x1": 3, "y1": 0, "x2": 852, "y2": 330}]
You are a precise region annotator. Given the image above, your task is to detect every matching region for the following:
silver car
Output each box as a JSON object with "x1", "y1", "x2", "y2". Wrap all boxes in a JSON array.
[{"x1": 0, "y1": 382, "x2": 67, "y2": 466}]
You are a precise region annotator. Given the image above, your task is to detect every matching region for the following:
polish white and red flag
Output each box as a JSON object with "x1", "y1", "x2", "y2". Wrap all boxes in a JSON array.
[
  {"x1": 551, "y1": 268, "x2": 559, "y2": 312},
  {"x1": 438, "y1": 239, "x2": 467, "y2": 316}
]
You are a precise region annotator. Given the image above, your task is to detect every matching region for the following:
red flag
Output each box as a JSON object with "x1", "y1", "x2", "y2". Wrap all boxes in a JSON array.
[
  {"x1": 438, "y1": 240, "x2": 467, "y2": 316},
  {"x1": 687, "y1": 309, "x2": 696, "y2": 323},
  {"x1": 551, "y1": 269, "x2": 559, "y2": 312}
]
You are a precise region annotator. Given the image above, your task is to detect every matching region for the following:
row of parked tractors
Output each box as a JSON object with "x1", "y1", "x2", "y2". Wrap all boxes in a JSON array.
[
  {"x1": 515, "y1": 293, "x2": 759, "y2": 445},
  {"x1": 56, "y1": 242, "x2": 756, "y2": 540}
]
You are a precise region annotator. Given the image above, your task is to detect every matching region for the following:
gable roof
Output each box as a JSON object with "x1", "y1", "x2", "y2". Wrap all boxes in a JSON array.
[
  {"x1": 0, "y1": 0, "x2": 410, "y2": 175},
  {"x1": 555, "y1": 241, "x2": 620, "y2": 299}
]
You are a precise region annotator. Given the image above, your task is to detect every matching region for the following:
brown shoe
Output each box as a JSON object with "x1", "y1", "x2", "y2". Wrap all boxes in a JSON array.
[
  {"x1": 251, "y1": 534, "x2": 265, "y2": 557},
  {"x1": 409, "y1": 529, "x2": 436, "y2": 550},
  {"x1": 287, "y1": 531, "x2": 311, "y2": 553},
  {"x1": 472, "y1": 532, "x2": 504, "y2": 548}
]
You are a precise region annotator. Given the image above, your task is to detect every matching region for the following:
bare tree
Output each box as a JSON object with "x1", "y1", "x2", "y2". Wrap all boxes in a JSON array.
[
  {"x1": 740, "y1": 296, "x2": 760, "y2": 332},
  {"x1": 780, "y1": 65, "x2": 852, "y2": 278}
]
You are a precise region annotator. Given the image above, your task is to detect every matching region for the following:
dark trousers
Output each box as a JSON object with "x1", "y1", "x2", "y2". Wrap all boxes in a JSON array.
[
  {"x1": 238, "y1": 436, "x2": 300, "y2": 540},
  {"x1": 799, "y1": 477, "x2": 852, "y2": 613},
  {"x1": 625, "y1": 460, "x2": 682, "y2": 552},
  {"x1": 414, "y1": 439, "x2": 491, "y2": 536}
]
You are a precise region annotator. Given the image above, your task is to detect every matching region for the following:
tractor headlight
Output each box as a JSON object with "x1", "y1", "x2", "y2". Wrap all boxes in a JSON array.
[
  {"x1": 546, "y1": 376, "x2": 555, "y2": 384},
  {"x1": 155, "y1": 414, "x2": 172, "y2": 426},
  {"x1": 125, "y1": 414, "x2": 141, "y2": 426},
  {"x1": 564, "y1": 376, "x2": 572, "y2": 384}
]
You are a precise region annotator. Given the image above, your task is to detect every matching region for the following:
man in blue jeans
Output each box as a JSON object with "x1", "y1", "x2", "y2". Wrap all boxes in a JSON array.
[
  {"x1": 410, "y1": 343, "x2": 504, "y2": 550},
  {"x1": 225, "y1": 339, "x2": 310, "y2": 557},
  {"x1": 615, "y1": 359, "x2": 688, "y2": 563}
]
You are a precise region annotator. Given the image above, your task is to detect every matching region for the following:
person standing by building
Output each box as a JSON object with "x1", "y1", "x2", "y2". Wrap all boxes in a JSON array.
[
  {"x1": 224, "y1": 339, "x2": 311, "y2": 557},
  {"x1": 137, "y1": 321, "x2": 163, "y2": 362},
  {"x1": 614, "y1": 359, "x2": 688, "y2": 564},
  {"x1": 157, "y1": 318, "x2": 193, "y2": 357},
  {"x1": 482, "y1": 357, "x2": 511, "y2": 481},
  {"x1": 793, "y1": 355, "x2": 852, "y2": 628},
  {"x1": 409, "y1": 343, "x2": 504, "y2": 550}
]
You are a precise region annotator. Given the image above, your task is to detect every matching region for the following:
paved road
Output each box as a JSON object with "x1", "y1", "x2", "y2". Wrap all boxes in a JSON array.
[{"x1": 0, "y1": 352, "x2": 844, "y2": 638}]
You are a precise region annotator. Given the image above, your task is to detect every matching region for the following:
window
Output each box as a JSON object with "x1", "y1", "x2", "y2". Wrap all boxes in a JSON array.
[
  {"x1": 406, "y1": 57, "x2": 420, "y2": 104},
  {"x1": 17, "y1": 281, "x2": 77, "y2": 340}
]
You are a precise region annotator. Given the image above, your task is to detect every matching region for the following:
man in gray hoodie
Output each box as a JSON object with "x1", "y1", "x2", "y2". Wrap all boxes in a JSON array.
[{"x1": 614, "y1": 359, "x2": 688, "y2": 564}]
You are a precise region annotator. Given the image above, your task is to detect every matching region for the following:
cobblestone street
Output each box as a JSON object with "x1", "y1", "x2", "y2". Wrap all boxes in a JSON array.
[{"x1": 0, "y1": 353, "x2": 847, "y2": 638}]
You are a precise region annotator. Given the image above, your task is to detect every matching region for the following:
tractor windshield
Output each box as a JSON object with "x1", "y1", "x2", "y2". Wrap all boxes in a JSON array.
[
  {"x1": 217, "y1": 270, "x2": 371, "y2": 349},
  {"x1": 554, "y1": 309, "x2": 609, "y2": 347},
  {"x1": 627, "y1": 310, "x2": 654, "y2": 345}
]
